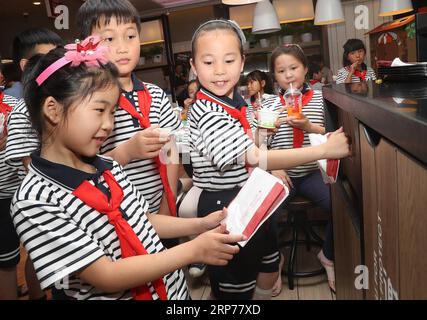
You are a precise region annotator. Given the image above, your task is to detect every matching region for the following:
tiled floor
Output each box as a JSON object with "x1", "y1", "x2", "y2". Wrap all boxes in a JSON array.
[{"x1": 186, "y1": 245, "x2": 336, "y2": 300}]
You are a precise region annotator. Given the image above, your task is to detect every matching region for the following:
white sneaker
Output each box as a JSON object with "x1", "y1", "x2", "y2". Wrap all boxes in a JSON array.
[{"x1": 188, "y1": 263, "x2": 206, "y2": 278}]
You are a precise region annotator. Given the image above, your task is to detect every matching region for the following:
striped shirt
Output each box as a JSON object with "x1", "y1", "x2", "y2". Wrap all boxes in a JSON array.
[
  {"x1": 1, "y1": 94, "x2": 25, "y2": 199},
  {"x1": 335, "y1": 66, "x2": 376, "y2": 84},
  {"x1": 10, "y1": 154, "x2": 189, "y2": 300},
  {"x1": 262, "y1": 87, "x2": 325, "y2": 178},
  {"x1": 99, "y1": 74, "x2": 182, "y2": 213},
  {"x1": 4, "y1": 100, "x2": 39, "y2": 169},
  {"x1": 188, "y1": 88, "x2": 254, "y2": 191}
]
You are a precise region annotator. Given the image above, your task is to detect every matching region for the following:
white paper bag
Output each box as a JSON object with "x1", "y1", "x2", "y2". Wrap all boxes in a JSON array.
[
  {"x1": 224, "y1": 168, "x2": 289, "y2": 247},
  {"x1": 308, "y1": 133, "x2": 340, "y2": 184}
]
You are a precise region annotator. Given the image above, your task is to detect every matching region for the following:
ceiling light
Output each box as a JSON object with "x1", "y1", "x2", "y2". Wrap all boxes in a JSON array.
[
  {"x1": 379, "y1": 0, "x2": 413, "y2": 17},
  {"x1": 314, "y1": 0, "x2": 344, "y2": 25},
  {"x1": 273, "y1": 0, "x2": 314, "y2": 24},
  {"x1": 252, "y1": 0, "x2": 281, "y2": 34}
]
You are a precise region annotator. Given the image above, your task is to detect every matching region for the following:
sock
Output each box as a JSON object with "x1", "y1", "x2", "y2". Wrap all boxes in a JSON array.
[{"x1": 252, "y1": 286, "x2": 273, "y2": 300}]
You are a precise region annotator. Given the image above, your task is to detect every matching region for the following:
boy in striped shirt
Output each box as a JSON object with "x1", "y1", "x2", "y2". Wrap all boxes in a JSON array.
[{"x1": 77, "y1": 0, "x2": 182, "y2": 217}]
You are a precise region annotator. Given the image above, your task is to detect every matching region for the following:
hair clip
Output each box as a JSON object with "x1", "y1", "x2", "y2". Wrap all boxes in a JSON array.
[
  {"x1": 282, "y1": 43, "x2": 303, "y2": 51},
  {"x1": 192, "y1": 19, "x2": 246, "y2": 46},
  {"x1": 36, "y1": 35, "x2": 109, "y2": 86}
]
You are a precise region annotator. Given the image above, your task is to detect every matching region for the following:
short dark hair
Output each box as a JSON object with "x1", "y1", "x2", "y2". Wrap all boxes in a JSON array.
[
  {"x1": 342, "y1": 38, "x2": 366, "y2": 67},
  {"x1": 12, "y1": 28, "x2": 63, "y2": 64},
  {"x1": 2, "y1": 62, "x2": 22, "y2": 85},
  {"x1": 245, "y1": 70, "x2": 273, "y2": 95},
  {"x1": 270, "y1": 44, "x2": 308, "y2": 75},
  {"x1": 308, "y1": 62, "x2": 321, "y2": 79},
  {"x1": 77, "y1": 0, "x2": 141, "y2": 39},
  {"x1": 23, "y1": 47, "x2": 120, "y2": 142}
]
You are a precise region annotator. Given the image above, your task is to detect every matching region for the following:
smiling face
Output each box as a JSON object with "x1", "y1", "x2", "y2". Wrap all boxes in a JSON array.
[
  {"x1": 59, "y1": 84, "x2": 119, "y2": 158},
  {"x1": 274, "y1": 53, "x2": 308, "y2": 91},
  {"x1": 190, "y1": 29, "x2": 244, "y2": 98},
  {"x1": 92, "y1": 16, "x2": 140, "y2": 78}
]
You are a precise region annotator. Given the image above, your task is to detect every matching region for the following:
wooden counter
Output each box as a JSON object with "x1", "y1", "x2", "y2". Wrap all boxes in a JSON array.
[{"x1": 323, "y1": 82, "x2": 427, "y2": 300}]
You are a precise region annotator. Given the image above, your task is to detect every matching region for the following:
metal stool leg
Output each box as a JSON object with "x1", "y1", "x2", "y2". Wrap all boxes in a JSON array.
[{"x1": 287, "y1": 218, "x2": 298, "y2": 290}]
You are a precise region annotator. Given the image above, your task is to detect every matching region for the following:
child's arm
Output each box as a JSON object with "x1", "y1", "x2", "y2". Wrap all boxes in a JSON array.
[
  {"x1": 78, "y1": 224, "x2": 244, "y2": 293},
  {"x1": 148, "y1": 208, "x2": 226, "y2": 238},
  {"x1": 286, "y1": 114, "x2": 326, "y2": 135},
  {"x1": 244, "y1": 127, "x2": 349, "y2": 171},
  {"x1": 104, "y1": 126, "x2": 170, "y2": 166},
  {"x1": 4, "y1": 104, "x2": 39, "y2": 169},
  {"x1": 157, "y1": 140, "x2": 180, "y2": 216}
]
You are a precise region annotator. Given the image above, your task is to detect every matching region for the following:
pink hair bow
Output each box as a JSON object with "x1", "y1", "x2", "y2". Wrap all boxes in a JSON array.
[
  {"x1": 64, "y1": 35, "x2": 109, "y2": 68},
  {"x1": 36, "y1": 35, "x2": 109, "y2": 86}
]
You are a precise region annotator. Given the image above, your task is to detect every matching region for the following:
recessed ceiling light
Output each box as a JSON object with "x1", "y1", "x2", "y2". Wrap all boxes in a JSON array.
[{"x1": 33, "y1": 1, "x2": 41, "y2": 5}]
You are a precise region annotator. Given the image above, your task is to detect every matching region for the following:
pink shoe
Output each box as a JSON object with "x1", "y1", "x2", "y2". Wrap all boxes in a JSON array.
[{"x1": 317, "y1": 250, "x2": 336, "y2": 293}]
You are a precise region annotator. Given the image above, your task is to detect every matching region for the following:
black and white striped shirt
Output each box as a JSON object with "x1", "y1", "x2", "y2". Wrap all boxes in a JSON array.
[
  {"x1": 263, "y1": 87, "x2": 325, "y2": 178},
  {"x1": 10, "y1": 154, "x2": 188, "y2": 300},
  {"x1": 99, "y1": 74, "x2": 182, "y2": 213},
  {"x1": 4, "y1": 100, "x2": 39, "y2": 169},
  {"x1": 1, "y1": 94, "x2": 25, "y2": 199},
  {"x1": 335, "y1": 66, "x2": 376, "y2": 84},
  {"x1": 188, "y1": 88, "x2": 254, "y2": 191}
]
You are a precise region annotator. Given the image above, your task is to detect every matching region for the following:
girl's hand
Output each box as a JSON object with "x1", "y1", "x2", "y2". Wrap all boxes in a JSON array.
[
  {"x1": 286, "y1": 113, "x2": 312, "y2": 132},
  {"x1": 192, "y1": 224, "x2": 245, "y2": 266},
  {"x1": 183, "y1": 97, "x2": 194, "y2": 109},
  {"x1": 323, "y1": 127, "x2": 351, "y2": 159},
  {"x1": 349, "y1": 61, "x2": 360, "y2": 74},
  {"x1": 127, "y1": 125, "x2": 170, "y2": 160},
  {"x1": 201, "y1": 208, "x2": 227, "y2": 231},
  {"x1": 271, "y1": 170, "x2": 293, "y2": 189}
]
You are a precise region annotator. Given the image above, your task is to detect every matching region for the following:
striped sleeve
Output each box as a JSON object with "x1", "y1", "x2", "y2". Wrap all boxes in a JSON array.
[
  {"x1": 197, "y1": 104, "x2": 253, "y2": 172},
  {"x1": 5, "y1": 101, "x2": 39, "y2": 168},
  {"x1": 335, "y1": 68, "x2": 348, "y2": 84},
  {"x1": 367, "y1": 67, "x2": 377, "y2": 81},
  {"x1": 11, "y1": 193, "x2": 105, "y2": 290},
  {"x1": 147, "y1": 84, "x2": 182, "y2": 131}
]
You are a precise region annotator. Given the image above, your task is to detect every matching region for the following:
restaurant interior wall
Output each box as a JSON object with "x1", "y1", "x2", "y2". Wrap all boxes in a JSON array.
[{"x1": 326, "y1": 0, "x2": 392, "y2": 75}]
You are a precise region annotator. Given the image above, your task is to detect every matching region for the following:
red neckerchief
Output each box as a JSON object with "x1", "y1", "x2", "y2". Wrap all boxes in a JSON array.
[
  {"x1": 196, "y1": 91, "x2": 253, "y2": 140},
  {"x1": 279, "y1": 88, "x2": 314, "y2": 148},
  {"x1": 347, "y1": 67, "x2": 367, "y2": 82},
  {"x1": 0, "y1": 92, "x2": 13, "y2": 136},
  {"x1": 309, "y1": 79, "x2": 320, "y2": 85},
  {"x1": 196, "y1": 90, "x2": 253, "y2": 172},
  {"x1": 72, "y1": 169, "x2": 168, "y2": 300},
  {"x1": 119, "y1": 88, "x2": 177, "y2": 217}
]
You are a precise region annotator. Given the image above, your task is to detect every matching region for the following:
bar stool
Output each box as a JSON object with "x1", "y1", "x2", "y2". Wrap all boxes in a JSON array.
[{"x1": 279, "y1": 195, "x2": 327, "y2": 290}]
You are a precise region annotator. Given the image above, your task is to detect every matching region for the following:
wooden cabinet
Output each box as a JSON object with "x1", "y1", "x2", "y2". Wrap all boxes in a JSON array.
[
  {"x1": 360, "y1": 124, "x2": 399, "y2": 299},
  {"x1": 327, "y1": 103, "x2": 364, "y2": 300},
  {"x1": 323, "y1": 83, "x2": 427, "y2": 300},
  {"x1": 331, "y1": 181, "x2": 364, "y2": 300},
  {"x1": 360, "y1": 123, "x2": 427, "y2": 299},
  {"x1": 397, "y1": 151, "x2": 427, "y2": 299}
]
